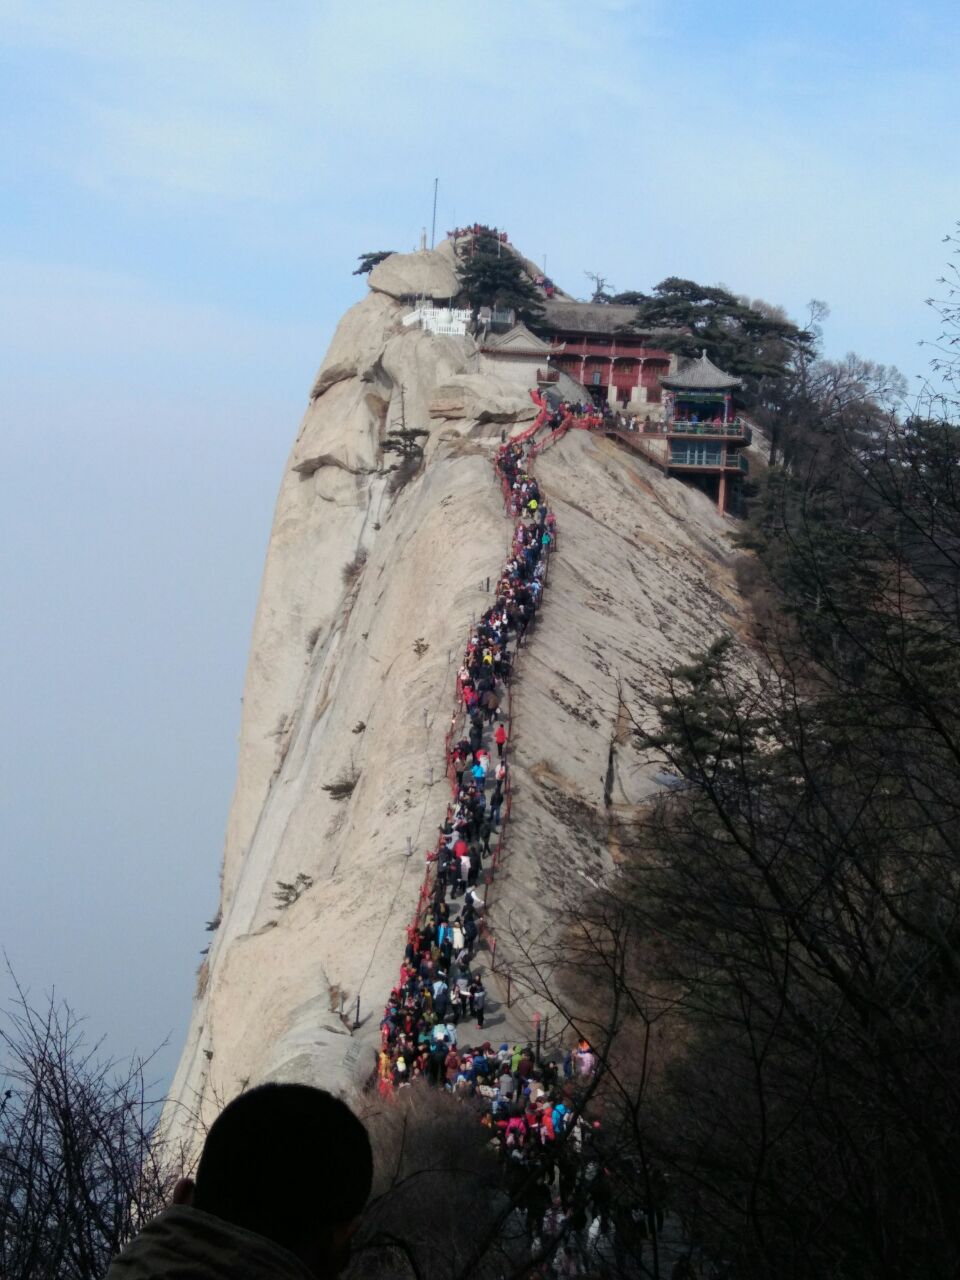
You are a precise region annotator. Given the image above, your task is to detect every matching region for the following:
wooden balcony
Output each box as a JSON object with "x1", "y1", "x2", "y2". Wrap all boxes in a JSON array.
[
  {"x1": 668, "y1": 446, "x2": 749, "y2": 474},
  {"x1": 667, "y1": 418, "x2": 751, "y2": 443},
  {"x1": 605, "y1": 429, "x2": 748, "y2": 476}
]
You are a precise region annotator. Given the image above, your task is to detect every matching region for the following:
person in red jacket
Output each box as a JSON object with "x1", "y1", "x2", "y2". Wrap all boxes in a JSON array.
[{"x1": 494, "y1": 721, "x2": 507, "y2": 759}]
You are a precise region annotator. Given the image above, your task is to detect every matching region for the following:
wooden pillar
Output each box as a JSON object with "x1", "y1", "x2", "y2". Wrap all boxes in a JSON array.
[{"x1": 718, "y1": 472, "x2": 728, "y2": 514}]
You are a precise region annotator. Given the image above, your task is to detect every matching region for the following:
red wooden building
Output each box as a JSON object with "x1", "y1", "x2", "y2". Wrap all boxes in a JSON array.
[
  {"x1": 606, "y1": 352, "x2": 750, "y2": 514},
  {"x1": 531, "y1": 301, "x2": 674, "y2": 410}
]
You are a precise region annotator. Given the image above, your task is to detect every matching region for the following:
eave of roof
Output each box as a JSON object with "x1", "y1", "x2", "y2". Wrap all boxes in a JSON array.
[
  {"x1": 480, "y1": 322, "x2": 556, "y2": 354},
  {"x1": 661, "y1": 351, "x2": 742, "y2": 390}
]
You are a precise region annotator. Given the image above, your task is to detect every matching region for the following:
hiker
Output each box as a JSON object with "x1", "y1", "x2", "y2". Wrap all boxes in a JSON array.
[
  {"x1": 463, "y1": 914, "x2": 479, "y2": 955},
  {"x1": 494, "y1": 721, "x2": 507, "y2": 759},
  {"x1": 470, "y1": 976, "x2": 486, "y2": 1028},
  {"x1": 482, "y1": 687, "x2": 500, "y2": 724},
  {"x1": 479, "y1": 813, "x2": 493, "y2": 855},
  {"x1": 576, "y1": 1041, "x2": 597, "y2": 1077},
  {"x1": 105, "y1": 1084, "x2": 372, "y2": 1280},
  {"x1": 489, "y1": 779, "x2": 504, "y2": 828},
  {"x1": 468, "y1": 845, "x2": 482, "y2": 887}
]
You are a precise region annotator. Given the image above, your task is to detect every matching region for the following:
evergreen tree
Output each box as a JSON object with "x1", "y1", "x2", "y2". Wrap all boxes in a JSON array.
[
  {"x1": 382, "y1": 423, "x2": 428, "y2": 493},
  {"x1": 456, "y1": 231, "x2": 544, "y2": 319},
  {"x1": 651, "y1": 633, "x2": 758, "y2": 777},
  {"x1": 630, "y1": 277, "x2": 815, "y2": 410},
  {"x1": 353, "y1": 250, "x2": 397, "y2": 275},
  {"x1": 381, "y1": 426, "x2": 428, "y2": 462}
]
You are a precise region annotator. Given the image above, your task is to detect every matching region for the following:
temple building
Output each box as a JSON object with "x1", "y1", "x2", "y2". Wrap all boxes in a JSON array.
[
  {"x1": 662, "y1": 349, "x2": 742, "y2": 428},
  {"x1": 608, "y1": 351, "x2": 751, "y2": 515},
  {"x1": 478, "y1": 322, "x2": 562, "y2": 386},
  {"x1": 531, "y1": 301, "x2": 674, "y2": 410}
]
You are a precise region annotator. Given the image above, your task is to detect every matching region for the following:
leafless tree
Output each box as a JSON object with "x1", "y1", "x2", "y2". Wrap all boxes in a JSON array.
[
  {"x1": 585, "y1": 272, "x2": 614, "y2": 304},
  {"x1": 0, "y1": 972, "x2": 178, "y2": 1279}
]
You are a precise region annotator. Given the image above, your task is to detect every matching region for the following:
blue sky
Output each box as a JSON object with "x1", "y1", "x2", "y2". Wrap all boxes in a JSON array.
[{"x1": 1, "y1": 0, "x2": 958, "y2": 1086}]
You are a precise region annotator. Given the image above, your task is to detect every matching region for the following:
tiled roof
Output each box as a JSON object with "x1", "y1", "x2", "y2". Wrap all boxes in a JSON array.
[
  {"x1": 534, "y1": 301, "x2": 645, "y2": 335},
  {"x1": 481, "y1": 323, "x2": 555, "y2": 354},
  {"x1": 661, "y1": 351, "x2": 742, "y2": 390}
]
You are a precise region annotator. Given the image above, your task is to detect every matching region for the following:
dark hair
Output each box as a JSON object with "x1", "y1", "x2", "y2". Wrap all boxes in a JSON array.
[{"x1": 193, "y1": 1083, "x2": 372, "y2": 1252}]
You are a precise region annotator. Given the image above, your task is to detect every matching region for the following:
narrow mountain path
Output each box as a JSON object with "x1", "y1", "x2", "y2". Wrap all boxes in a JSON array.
[{"x1": 376, "y1": 398, "x2": 602, "y2": 1085}]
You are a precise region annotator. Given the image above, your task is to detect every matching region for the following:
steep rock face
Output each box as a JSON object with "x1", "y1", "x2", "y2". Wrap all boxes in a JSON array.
[
  {"x1": 163, "y1": 258, "x2": 752, "y2": 1156},
  {"x1": 482, "y1": 430, "x2": 747, "y2": 975},
  {"x1": 367, "y1": 246, "x2": 461, "y2": 303}
]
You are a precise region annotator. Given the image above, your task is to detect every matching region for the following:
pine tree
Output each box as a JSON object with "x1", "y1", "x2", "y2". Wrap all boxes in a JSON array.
[
  {"x1": 630, "y1": 277, "x2": 814, "y2": 406},
  {"x1": 381, "y1": 427, "x2": 428, "y2": 461},
  {"x1": 457, "y1": 232, "x2": 543, "y2": 319},
  {"x1": 353, "y1": 250, "x2": 397, "y2": 276}
]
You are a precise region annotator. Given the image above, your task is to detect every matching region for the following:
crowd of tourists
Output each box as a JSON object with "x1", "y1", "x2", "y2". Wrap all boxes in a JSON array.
[
  {"x1": 373, "y1": 402, "x2": 669, "y2": 1274},
  {"x1": 376, "y1": 402, "x2": 608, "y2": 1100},
  {"x1": 377, "y1": 423, "x2": 555, "y2": 1098}
]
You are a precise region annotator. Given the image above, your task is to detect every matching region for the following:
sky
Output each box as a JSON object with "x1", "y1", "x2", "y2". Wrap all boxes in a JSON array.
[{"x1": 1, "y1": 0, "x2": 958, "y2": 1089}]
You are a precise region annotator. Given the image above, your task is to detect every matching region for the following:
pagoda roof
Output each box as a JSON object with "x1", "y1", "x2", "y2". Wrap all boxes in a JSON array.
[
  {"x1": 481, "y1": 323, "x2": 559, "y2": 356},
  {"x1": 661, "y1": 350, "x2": 742, "y2": 391}
]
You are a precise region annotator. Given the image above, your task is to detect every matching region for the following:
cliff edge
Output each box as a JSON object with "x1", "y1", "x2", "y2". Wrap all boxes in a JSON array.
[{"x1": 162, "y1": 245, "x2": 752, "y2": 1155}]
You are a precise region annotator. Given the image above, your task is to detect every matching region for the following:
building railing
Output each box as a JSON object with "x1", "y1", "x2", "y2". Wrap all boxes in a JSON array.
[
  {"x1": 668, "y1": 418, "x2": 749, "y2": 439},
  {"x1": 402, "y1": 306, "x2": 472, "y2": 337},
  {"x1": 608, "y1": 429, "x2": 751, "y2": 481},
  {"x1": 668, "y1": 446, "x2": 750, "y2": 474}
]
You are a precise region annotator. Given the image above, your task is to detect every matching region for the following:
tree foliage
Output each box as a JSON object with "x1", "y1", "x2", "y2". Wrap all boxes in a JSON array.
[
  {"x1": 353, "y1": 250, "x2": 397, "y2": 276},
  {"x1": 638, "y1": 421, "x2": 960, "y2": 1271},
  {"x1": 630, "y1": 278, "x2": 817, "y2": 418},
  {"x1": 585, "y1": 271, "x2": 614, "y2": 303},
  {"x1": 558, "y1": 406, "x2": 960, "y2": 1278},
  {"x1": 382, "y1": 426, "x2": 429, "y2": 494},
  {"x1": 456, "y1": 232, "x2": 544, "y2": 319},
  {"x1": 381, "y1": 427, "x2": 428, "y2": 461}
]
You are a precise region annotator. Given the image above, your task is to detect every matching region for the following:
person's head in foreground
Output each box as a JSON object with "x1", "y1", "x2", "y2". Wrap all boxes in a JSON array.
[{"x1": 106, "y1": 1082, "x2": 373, "y2": 1280}]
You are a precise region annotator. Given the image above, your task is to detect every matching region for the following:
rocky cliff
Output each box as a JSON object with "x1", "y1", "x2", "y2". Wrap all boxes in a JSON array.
[{"x1": 163, "y1": 243, "x2": 753, "y2": 1156}]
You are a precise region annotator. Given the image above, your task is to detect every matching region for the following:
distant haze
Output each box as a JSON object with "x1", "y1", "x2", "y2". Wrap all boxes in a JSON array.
[{"x1": 1, "y1": 0, "x2": 957, "y2": 1088}]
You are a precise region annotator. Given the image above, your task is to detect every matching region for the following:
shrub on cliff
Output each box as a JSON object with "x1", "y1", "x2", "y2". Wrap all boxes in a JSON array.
[
  {"x1": 383, "y1": 426, "x2": 428, "y2": 494},
  {"x1": 342, "y1": 549, "x2": 368, "y2": 586},
  {"x1": 353, "y1": 250, "x2": 396, "y2": 275}
]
